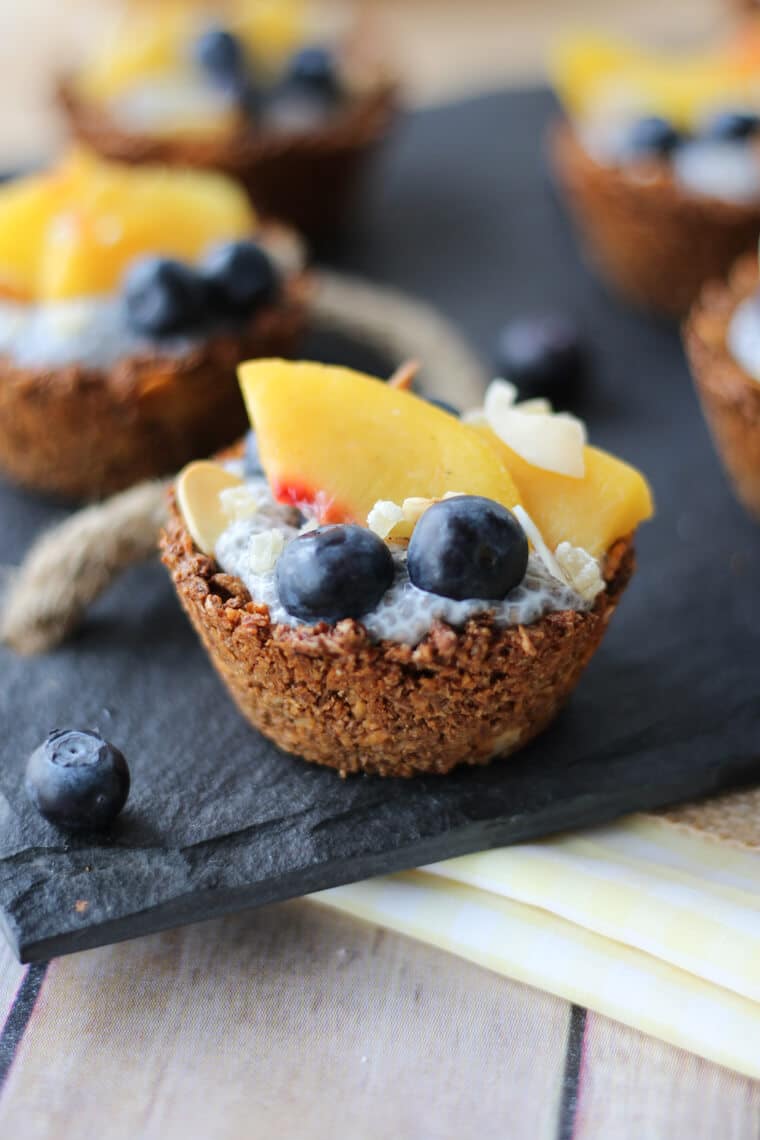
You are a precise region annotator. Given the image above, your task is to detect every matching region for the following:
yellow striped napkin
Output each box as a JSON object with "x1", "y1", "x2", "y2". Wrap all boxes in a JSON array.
[{"x1": 313, "y1": 808, "x2": 760, "y2": 1079}]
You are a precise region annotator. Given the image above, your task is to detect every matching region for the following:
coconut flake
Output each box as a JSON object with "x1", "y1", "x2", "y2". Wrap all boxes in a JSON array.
[
  {"x1": 555, "y1": 542, "x2": 604, "y2": 603},
  {"x1": 482, "y1": 380, "x2": 586, "y2": 477},
  {"x1": 367, "y1": 500, "x2": 404, "y2": 539},
  {"x1": 513, "y1": 505, "x2": 564, "y2": 580},
  {"x1": 219, "y1": 484, "x2": 268, "y2": 523},
  {"x1": 249, "y1": 529, "x2": 285, "y2": 574}
]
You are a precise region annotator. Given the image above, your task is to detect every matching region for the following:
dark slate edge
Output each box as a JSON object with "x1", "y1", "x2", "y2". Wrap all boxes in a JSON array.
[
  {"x1": 0, "y1": 963, "x2": 48, "y2": 1088},
  {"x1": 10, "y1": 759, "x2": 758, "y2": 963},
  {"x1": 556, "y1": 1005, "x2": 587, "y2": 1140}
]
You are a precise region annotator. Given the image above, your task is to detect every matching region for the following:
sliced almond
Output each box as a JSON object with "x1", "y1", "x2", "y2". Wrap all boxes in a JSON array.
[
  {"x1": 487, "y1": 407, "x2": 586, "y2": 478},
  {"x1": 176, "y1": 461, "x2": 244, "y2": 556}
]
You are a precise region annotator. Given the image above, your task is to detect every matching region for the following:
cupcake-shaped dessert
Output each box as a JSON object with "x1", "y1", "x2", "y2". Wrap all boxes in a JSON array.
[
  {"x1": 551, "y1": 27, "x2": 760, "y2": 315},
  {"x1": 684, "y1": 249, "x2": 760, "y2": 517},
  {"x1": 161, "y1": 360, "x2": 653, "y2": 777},
  {"x1": 59, "y1": 0, "x2": 397, "y2": 237},
  {"x1": 0, "y1": 151, "x2": 307, "y2": 499}
]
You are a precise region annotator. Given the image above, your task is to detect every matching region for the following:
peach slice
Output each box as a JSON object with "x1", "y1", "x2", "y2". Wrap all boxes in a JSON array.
[
  {"x1": 476, "y1": 425, "x2": 654, "y2": 558},
  {"x1": 0, "y1": 152, "x2": 256, "y2": 302},
  {"x1": 238, "y1": 360, "x2": 521, "y2": 524},
  {"x1": 39, "y1": 159, "x2": 254, "y2": 301}
]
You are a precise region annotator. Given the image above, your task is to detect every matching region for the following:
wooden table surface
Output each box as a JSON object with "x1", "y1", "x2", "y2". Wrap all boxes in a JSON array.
[{"x1": 1, "y1": 2, "x2": 759, "y2": 1137}]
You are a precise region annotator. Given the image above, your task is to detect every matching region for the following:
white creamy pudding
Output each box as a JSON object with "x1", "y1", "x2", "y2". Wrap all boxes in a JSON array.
[
  {"x1": 0, "y1": 296, "x2": 206, "y2": 370},
  {"x1": 213, "y1": 477, "x2": 590, "y2": 647}
]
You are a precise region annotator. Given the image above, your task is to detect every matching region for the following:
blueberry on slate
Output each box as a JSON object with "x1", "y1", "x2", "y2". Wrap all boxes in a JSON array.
[
  {"x1": 701, "y1": 110, "x2": 760, "y2": 142},
  {"x1": 425, "y1": 395, "x2": 461, "y2": 417},
  {"x1": 495, "y1": 314, "x2": 586, "y2": 401},
  {"x1": 194, "y1": 26, "x2": 249, "y2": 91},
  {"x1": 25, "y1": 729, "x2": 130, "y2": 833},
  {"x1": 284, "y1": 45, "x2": 341, "y2": 101},
  {"x1": 408, "y1": 496, "x2": 528, "y2": 601},
  {"x1": 124, "y1": 257, "x2": 207, "y2": 337},
  {"x1": 204, "y1": 240, "x2": 279, "y2": 317},
  {"x1": 624, "y1": 115, "x2": 682, "y2": 159},
  {"x1": 244, "y1": 429, "x2": 264, "y2": 477},
  {"x1": 276, "y1": 525, "x2": 394, "y2": 622}
]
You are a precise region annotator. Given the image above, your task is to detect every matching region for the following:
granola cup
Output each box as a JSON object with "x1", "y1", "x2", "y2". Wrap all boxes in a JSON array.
[
  {"x1": 550, "y1": 120, "x2": 760, "y2": 317},
  {"x1": 161, "y1": 487, "x2": 634, "y2": 778},
  {"x1": 684, "y1": 252, "x2": 760, "y2": 518},
  {"x1": 0, "y1": 277, "x2": 308, "y2": 501}
]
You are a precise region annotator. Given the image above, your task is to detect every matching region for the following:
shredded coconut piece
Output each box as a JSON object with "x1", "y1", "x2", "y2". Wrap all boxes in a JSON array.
[
  {"x1": 249, "y1": 529, "x2": 285, "y2": 574},
  {"x1": 219, "y1": 484, "x2": 268, "y2": 523},
  {"x1": 515, "y1": 397, "x2": 553, "y2": 415},
  {"x1": 513, "y1": 505, "x2": 564, "y2": 580},
  {"x1": 367, "y1": 500, "x2": 404, "y2": 538},
  {"x1": 555, "y1": 542, "x2": 604, "y2": 603}
]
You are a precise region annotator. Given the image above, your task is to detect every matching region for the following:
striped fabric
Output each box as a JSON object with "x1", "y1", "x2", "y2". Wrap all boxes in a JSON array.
[{"x1": 314, "y1": 814, "x2": 760, "y2": 1078}]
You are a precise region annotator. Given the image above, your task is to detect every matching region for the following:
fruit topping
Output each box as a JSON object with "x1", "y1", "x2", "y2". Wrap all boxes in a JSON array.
[
  {"x1": 407, "y1": 495, "x2": 529, "y2": 601},
  {"x1": 624, "y1": 115, "x2": 683, "y2": 158},
  {"x1": 238, "y1": 360, "x2": 521, "y2": 525},
  {"x1": 124, "y1": 256, "x2": 206, "y2": 336},
  {"x1": 204, "y1": 240, "x2": 280, "y2": 316},
  {"x1": 495, "y1": 315, "x2": 586, "y2": 402},
  {"x1": 176, "y1": 460, "x2": 245, "y2": 555},
  {"x1": 483, "y1": 380, "x2": 587, "y2": 478},
  {"x1": 193, "y1": 26, "x2": 250, "y2": 93},
  {"x1": 701, "y1": 109, "x2": 760, "y2": 142},
  {"x1": 276, "y1": 524, "x2": 394, "y2": 621},
  {"x1": 425, "y1": 395, "x2": 461, "y2": 417},
  {"x1": 480, "y1": 421, "x2": 654, "y2": 558},
  {"x1": 0, "y1": 152, "x2": 255, "y2": 302},
  {"x1": 25, "y1": 729, "x2": 130, "y2": 833},
  {"x1": 285, "y1": 45, "x2": 341, "y2": 99}
]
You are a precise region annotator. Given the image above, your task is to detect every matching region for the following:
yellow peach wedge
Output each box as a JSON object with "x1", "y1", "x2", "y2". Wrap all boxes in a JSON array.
[
  {"x1": 475, "y1": 425, "x2": 654, "y2": 558},
  {"x1": 0, "y1": 153, "x2": 255, "y2": 302},
  {"x1": 238, "y1": 360, "x2": 521, "y2": 525}
]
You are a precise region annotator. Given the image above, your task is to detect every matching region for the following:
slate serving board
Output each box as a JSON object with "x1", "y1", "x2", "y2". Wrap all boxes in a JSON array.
[{"x1": 1, "y1": 89, "x2": 759, "y2": 964}]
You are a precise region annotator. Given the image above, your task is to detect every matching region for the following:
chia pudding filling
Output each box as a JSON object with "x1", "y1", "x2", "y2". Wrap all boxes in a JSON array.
[{"x1": 213, "y1": 475, "x2": 590, "y2": 647}]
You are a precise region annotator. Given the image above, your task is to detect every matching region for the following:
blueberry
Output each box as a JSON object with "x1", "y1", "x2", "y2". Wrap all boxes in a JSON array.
[
  {"x1": 203, "y1": 241, "x2": 279, "y2": 317},
  {"x1": 495, "y1": 314, "x2": 586, "y2": 401},
  {"x1": 276, "y1": 525, "x2": 394, "y2": 622},
  {"x1": 701, "y1": 110, "x2": 760, "y2": 142},
  {"x1": 194, "y1": 26, "x2": 249, "y2": 91},
  {"x1": 124, "y1": 257, "x2": 207, "y2": 337},
  {"x1": 407, "y1": 496, "x2": 528, "y2": 601},
  {"x1": 25, "y1": 729, "x2": 130, "y2": 833},
  {"x1": 425, "y1": 395, "x2": 460, "y2": 417},
  {"x1": 624, "y1": 115, "x2": 682, "y2": 159},
  {"x1": 284, "y1": 45, "x2": 342, "y2": 101},
  {"x1": 244, "y1": 429, "x2": 264, "y2": 477}
]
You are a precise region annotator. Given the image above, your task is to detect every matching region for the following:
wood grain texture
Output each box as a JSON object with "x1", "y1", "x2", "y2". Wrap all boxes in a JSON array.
[
  {"x1": 0, "y1": 941, "x2": 26, "y2": 1038},
  {"x1": 574, "y1": 1014, "x2": 760, "y2": 1139},
  {"x1": 0, "y1": 902, "x2": 571, "y2": 1139}
]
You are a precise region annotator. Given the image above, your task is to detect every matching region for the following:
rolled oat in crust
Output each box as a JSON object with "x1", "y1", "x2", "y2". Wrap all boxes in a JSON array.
[
  {"x1": 161, "y1": 494, "x2": 634, "y2": 778},
  {"x1": 550, "y1": 121, "x2": 760, "y2": 317},
  {"x1": 684, "y1": 252, "x2": 760, "y2": 518},
  {"x1": 0, "y1": 279, "x2": 308, "y2": 501},
  {"x1": 59, "y1": 81, "x2": 398, "y2": 239}
]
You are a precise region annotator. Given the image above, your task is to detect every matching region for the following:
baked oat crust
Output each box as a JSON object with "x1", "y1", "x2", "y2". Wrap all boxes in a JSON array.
[
  {"x1": 161, "y1": 492, "x2": 635, "y2": 778},
  {"x1": 0, "y1": 276, "x2": 308, "y2": 501},
  {"x1": 550, "y1": 120, "x2": 760, "y2": 317},
  {"x1": 59, "y1": 80, "x2": 399, "y2": 239},
  {"x1": 683, "y1": 252, "x2": 760, "y2": 518}
]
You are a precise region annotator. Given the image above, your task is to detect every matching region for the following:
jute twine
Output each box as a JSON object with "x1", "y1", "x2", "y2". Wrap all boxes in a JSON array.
[{"x1": 0, "y1": 270, "x2": 756, "y2": 847}]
